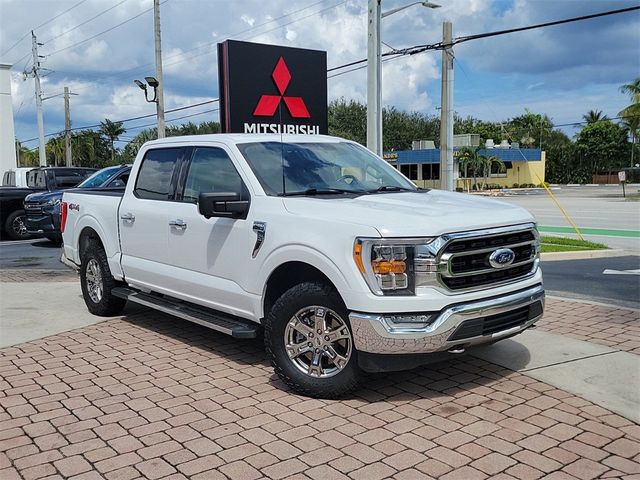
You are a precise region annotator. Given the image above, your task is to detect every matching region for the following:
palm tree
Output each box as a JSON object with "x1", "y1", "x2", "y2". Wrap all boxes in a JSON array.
[
  {"x1": 99, "y1": 119, "x2": 126, "y2": 163},
  {"x1": 46, "y1": 137, "x2": 66, "y2": 166},
  {"x1": 582, "y1": 110, "x2": 608, "y2": 124},
  {"x1": 480, "y1": 155, "x2": 506, "y2": 189},
  {"x1": 458, "y1": 147, "x2": 483, "y2": 191},
  {"x1": 619, "y1": 78, "x2": 640, "y2": 168}
]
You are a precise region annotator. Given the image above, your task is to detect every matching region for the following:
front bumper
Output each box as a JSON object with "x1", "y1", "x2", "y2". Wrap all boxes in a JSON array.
[
  {"x1": 25, "y1": 213, "x2": 57, "y2": 234},
  {"x1": 349, "y1": 284, "x2": 544, "y2": 354}
]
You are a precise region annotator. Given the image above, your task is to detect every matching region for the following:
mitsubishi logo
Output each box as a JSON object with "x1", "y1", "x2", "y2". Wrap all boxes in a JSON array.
[{"x1": 253, "y1": 57, "x2": 311, "y2": 118}]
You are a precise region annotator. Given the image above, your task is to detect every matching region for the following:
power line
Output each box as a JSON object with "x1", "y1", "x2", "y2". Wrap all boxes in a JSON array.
[
  {"x1": 1, "y1": 0, "x2": 90, "y2": 58},
  {"x1": 46, "y1": 0, "x2": 169, "y2": 58},
  {"x1": 42, "y1": 0, "x2": 131, "y2": 44},
  {"x1": 17, "y1": 5, "x2": 639, "y2": 143}
]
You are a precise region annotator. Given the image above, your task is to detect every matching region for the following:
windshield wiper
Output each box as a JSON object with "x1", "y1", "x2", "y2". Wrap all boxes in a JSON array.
[
  {"x1": 368, "y1": 185, "x2": 416, "y2": 193},
  {"x1": 280, "y1": 188, "x2": 366, "y2": 197}
]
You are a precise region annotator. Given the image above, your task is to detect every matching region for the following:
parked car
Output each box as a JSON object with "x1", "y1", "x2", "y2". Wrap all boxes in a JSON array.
[
  {"x1": 2, "y1": 167, "x2": 36, "y2": 188},
  {"x1": 62, "y1": 134, "x2": 544, "y2": 398},
  {"x1": 0, "y1": 167, "x2": 97, "y2": 240},
  {"x1": 24, "y1": 165, "x2": 131, "y2": 243}
]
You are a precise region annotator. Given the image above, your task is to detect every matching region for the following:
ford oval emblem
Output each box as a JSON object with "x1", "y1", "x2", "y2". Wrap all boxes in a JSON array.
[{"x1": 489, "y1": 248, "x2": 516, "y2": 269}]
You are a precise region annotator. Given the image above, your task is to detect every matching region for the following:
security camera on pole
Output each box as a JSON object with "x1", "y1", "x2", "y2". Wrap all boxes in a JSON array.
[{"x1": 153, "y1": 0, "x2": 165, "y2": 139}]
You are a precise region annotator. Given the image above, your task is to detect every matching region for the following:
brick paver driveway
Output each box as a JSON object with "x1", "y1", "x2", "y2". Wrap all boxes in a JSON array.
[{"x1": 1, "y1": 297, "x2": 639, "y2": 479}]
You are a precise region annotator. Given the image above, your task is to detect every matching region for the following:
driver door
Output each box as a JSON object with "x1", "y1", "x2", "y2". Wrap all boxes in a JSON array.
[{"x1": 162, "y1": 146, "x2": 254, "y2": 318}]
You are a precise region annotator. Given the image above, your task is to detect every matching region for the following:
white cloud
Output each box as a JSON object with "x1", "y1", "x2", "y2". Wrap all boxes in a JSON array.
[{"x1": 2, "y1": 0, "x2": 637, "y2": 145}]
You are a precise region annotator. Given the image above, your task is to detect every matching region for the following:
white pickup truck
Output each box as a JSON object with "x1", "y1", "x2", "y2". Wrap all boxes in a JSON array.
[{"x1": 62, "y1": 134, "x2": 544, "y2": 398}]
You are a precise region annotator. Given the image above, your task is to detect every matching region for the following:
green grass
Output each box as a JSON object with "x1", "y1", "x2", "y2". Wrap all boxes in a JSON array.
[{"x1": 540, "y1": 236, "x2": 608, "y2": 253}]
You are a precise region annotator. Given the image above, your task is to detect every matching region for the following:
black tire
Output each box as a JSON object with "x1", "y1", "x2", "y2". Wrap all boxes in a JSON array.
[
  {"x1": 4, "y1": 210, "x2": 30, "y2": 240},
  {"x1": 44, "y1": 234, "x2": 62, "y2": 245},
  {"x1": 265, "y1": 281, "x2": 361, "y2": 398},
  {"x1": 80, "y1": 243, "x2": 126, "y2": 316}
]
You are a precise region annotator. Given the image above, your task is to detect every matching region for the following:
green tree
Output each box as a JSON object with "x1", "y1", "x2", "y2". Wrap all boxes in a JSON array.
[
  {"x1": 544, "y1": 130, "x2": 582, "y2": 184},
  {"x1": 619, "y1": 78, "x2": 640, "y2": 168},
  {"x1": 509, "y1": 109, "x2": 554, "y2": 149},
  {"x1": 575, "y1": 120, "x2": 628, "y2": 178},
  {"x1": 46, "y1": 136, "x2": 66, "y2": 166},
  {"x1": 582, "y1": 110, "x2": 608, "y2": 124},
  {"x1": 99, "y1": 119, "x2": 126, "y2": 163},
  {"x1": 328, "y1": 98, "x2": 367, "y2": 145},
  {"x1": 458, "y1": 146, "x2": 483, "y2": 190}
]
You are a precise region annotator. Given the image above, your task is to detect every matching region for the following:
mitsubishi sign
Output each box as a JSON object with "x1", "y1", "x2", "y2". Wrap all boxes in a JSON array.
[{"x1": 217, "y1": 40, "x2": 328, "y2": 135}]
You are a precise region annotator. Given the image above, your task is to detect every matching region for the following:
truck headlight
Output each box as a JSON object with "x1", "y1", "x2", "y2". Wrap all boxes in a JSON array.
[
  {"x1": 354, "y1": 238, "x2": 436, "y2": 296},
  {"x1": 45, "y1": 198, "x2": 61, "y2": 206}
]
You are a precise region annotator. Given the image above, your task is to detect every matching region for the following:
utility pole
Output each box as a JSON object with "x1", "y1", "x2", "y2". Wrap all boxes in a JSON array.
[
  {"x1": 153, "y1": 0, "x2": 165, "y2": 138},
  {"x1": 439, "y1": 21, "x2": 454, "y2": 191},
  {"x1": 367, "y1": 0, "x2": 382, "y2": 156},
  {"x1": 31, "y1": 31, "x2": 46, "y2": 166},
  {"x1": 64, "y1": 87, "x2": 72, "y2": 166}
]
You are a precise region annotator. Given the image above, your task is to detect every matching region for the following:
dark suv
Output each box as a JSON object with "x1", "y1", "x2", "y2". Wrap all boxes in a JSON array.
[
  {"x1": 24, "y1": 165, "x2": 131, "y2": 243},
  {"x1": 1, "y1": 167, "x2": 97, "y2": 240}
]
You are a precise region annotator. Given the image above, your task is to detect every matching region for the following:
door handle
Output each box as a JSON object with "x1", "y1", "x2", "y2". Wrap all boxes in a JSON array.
[
  {"x1": 120, "y1": 212, "x2": 135, "y2": 222},
  {"x1": 169, "y1": 219, "x2": 187, "y2": 230}
]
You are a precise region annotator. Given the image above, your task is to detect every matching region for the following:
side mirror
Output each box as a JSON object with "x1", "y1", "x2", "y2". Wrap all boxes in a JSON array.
[{"x1": 198, "y1": 192, "x2": 249, "y2": 219}]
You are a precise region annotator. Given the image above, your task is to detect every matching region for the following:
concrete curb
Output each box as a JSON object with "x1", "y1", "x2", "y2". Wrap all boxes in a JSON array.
[
  {"x1": 546, "y1": 294, "x2": 640, "y2": 312},
  {"x1": 540, "y1": 249, "x2": 628, "y2": 261}
]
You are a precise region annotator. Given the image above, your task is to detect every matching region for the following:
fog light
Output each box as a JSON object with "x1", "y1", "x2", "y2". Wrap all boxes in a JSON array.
[{"x1": 383, "y1": 313, "x2": 436, "y2": 329}]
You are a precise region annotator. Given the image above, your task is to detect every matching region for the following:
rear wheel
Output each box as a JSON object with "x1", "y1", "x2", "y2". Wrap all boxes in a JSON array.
[
  {"x1": 80, "y1": 243, "x2": 126, "y2": 316},
  {"x1": 4, "y1": 210, "x2": 29, "y2": 240},
  {"x1": 265, "y1": 282, "x2": 361, "y2": 398}
]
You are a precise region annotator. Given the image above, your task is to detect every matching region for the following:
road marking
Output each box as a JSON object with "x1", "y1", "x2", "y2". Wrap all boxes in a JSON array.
[
  {"x1": 602, "y1": 269, "x2": 640, "y2": 276},
  {"x1": 539, "y1": 226, "x2": 640, "y2": 238}
]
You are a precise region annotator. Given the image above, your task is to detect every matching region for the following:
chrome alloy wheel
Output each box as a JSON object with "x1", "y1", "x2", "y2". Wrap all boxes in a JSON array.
[
  {"x1": 12, "y1": 215, "x2": 28, "y2": 237},
  {"x1": 284, "y1": 306, "x2": 352, "y2": 378},
  {"x1": 85, "y1": 259, "x2": 104, "y2": 303}
]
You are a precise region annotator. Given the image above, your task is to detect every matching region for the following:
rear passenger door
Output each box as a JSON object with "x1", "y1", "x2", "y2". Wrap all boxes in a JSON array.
[
  {"x1": 163, "y1": 145, "x2": 254, "y2": 318},
  {"x1": 119, "y1": 147, "x2": 185, "y2": 291}
]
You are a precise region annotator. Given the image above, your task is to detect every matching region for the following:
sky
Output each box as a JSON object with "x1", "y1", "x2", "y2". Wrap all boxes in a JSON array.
[{"x1": 0, "y1": 0, "x2": 638, "y2": 150}]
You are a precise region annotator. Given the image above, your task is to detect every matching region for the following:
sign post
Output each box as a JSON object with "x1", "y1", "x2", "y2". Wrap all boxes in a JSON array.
[
  {"x1": 618, "y1": 171, "x2": 626, "y2": 198},
  {"x1": 217, "y1": 40, "x2": 327, "y2": 135}
]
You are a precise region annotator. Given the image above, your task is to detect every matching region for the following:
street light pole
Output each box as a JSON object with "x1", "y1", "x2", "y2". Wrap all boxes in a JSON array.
[
  {"x1": 367, "y1": 1, "x2": 440, "y2": 157},
  {"x1": 153, "y1": 0, "x2": 165, "y2": 139},
  {"x1": 367, "y1": 0, "x2": 382, "y2": 157},
  {"x1": 439, "y1": 21, "x2": 454, "y2": 191},
  {"x1": 31, "y1": 32, "x2": 46, "y2": 166}
]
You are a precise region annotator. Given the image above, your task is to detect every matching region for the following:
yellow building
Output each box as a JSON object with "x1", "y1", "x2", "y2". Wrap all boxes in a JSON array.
[{"x1": 384, "y1": 148, "x2": 546, "y2": 190}]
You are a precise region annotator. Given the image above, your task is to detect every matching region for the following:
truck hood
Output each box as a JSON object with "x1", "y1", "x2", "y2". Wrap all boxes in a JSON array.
[
  {"x1": 283, "y1": 189, "x2": 535, "y2": 237},
  {"x1": 25, "y1": 190, "x2": 63, "y2": 203}
]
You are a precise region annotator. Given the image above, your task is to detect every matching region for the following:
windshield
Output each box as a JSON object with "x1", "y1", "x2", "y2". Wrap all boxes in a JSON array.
[
  {"x1": 78, "y1": 166, "x2": 121, "y2": 188},
  {"x1": 236, "y1": 141, "x2": 416, "y2": 196}
]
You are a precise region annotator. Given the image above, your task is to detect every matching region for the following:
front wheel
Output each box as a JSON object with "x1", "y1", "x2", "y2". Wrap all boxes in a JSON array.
[
  {"x1": 265, "y1": 282, "x2": 361, "y2": 398},
  {"x1": 80, "y1": 243, "x2": 126, "y2": 316},
  {"x1": 4, "y1": 210, "x2": 30, "y2": 240}
]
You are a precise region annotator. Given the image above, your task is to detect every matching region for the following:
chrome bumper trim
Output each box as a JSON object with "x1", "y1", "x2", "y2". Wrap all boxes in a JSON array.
[{"x1": 349, "y1": 284, "x2": 544, "y2": 354}]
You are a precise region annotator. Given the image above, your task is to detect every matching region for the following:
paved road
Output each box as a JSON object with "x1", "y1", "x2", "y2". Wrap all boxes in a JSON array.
[
  {"x1": 541, "y1": 256, "x2": 640, "y2": 309},
  {"x1": 498, "y1": 186, "x2": 640, "y2": 251},
  {"x1": 0, "y1": 238, "x2": 65, "y2": 270}
]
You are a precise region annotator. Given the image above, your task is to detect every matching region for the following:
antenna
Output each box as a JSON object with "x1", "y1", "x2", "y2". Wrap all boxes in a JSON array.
[{"x1": 279, "y1": 101, "x2": 286, "y2": 196}]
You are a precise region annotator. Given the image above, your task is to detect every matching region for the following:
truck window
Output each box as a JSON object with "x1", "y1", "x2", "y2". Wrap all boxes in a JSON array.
[
  {"x1": 134, "y1": 148, "x2": 181, "y2": 200},
  {"x1": 182, "y1": 148, "x2": 245, "y2": 204}
]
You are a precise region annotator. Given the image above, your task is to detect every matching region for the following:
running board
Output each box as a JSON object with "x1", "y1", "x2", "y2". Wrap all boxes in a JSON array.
[{"x1": 112, "y1": 287, "x2": 259, "y2": 339}]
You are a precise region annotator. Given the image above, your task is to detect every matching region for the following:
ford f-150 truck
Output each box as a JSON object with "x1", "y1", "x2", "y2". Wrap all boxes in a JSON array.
[{"x1": 62, "y1": 134, "x2": 544, "y2": 398}]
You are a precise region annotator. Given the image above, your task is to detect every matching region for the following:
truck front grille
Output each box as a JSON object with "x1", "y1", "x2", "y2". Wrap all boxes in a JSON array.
[
  {"x1": 24, "y1": 202, "x2": 44, "y2": 215},
  {"x1": 439, "y1": 227, "x2": 538, "y2": 291}
]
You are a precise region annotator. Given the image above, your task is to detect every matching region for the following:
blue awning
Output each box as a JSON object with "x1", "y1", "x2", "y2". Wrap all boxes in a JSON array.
[{"x1": 383, "y1": 148, "x2": 542, "y2": 164}]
